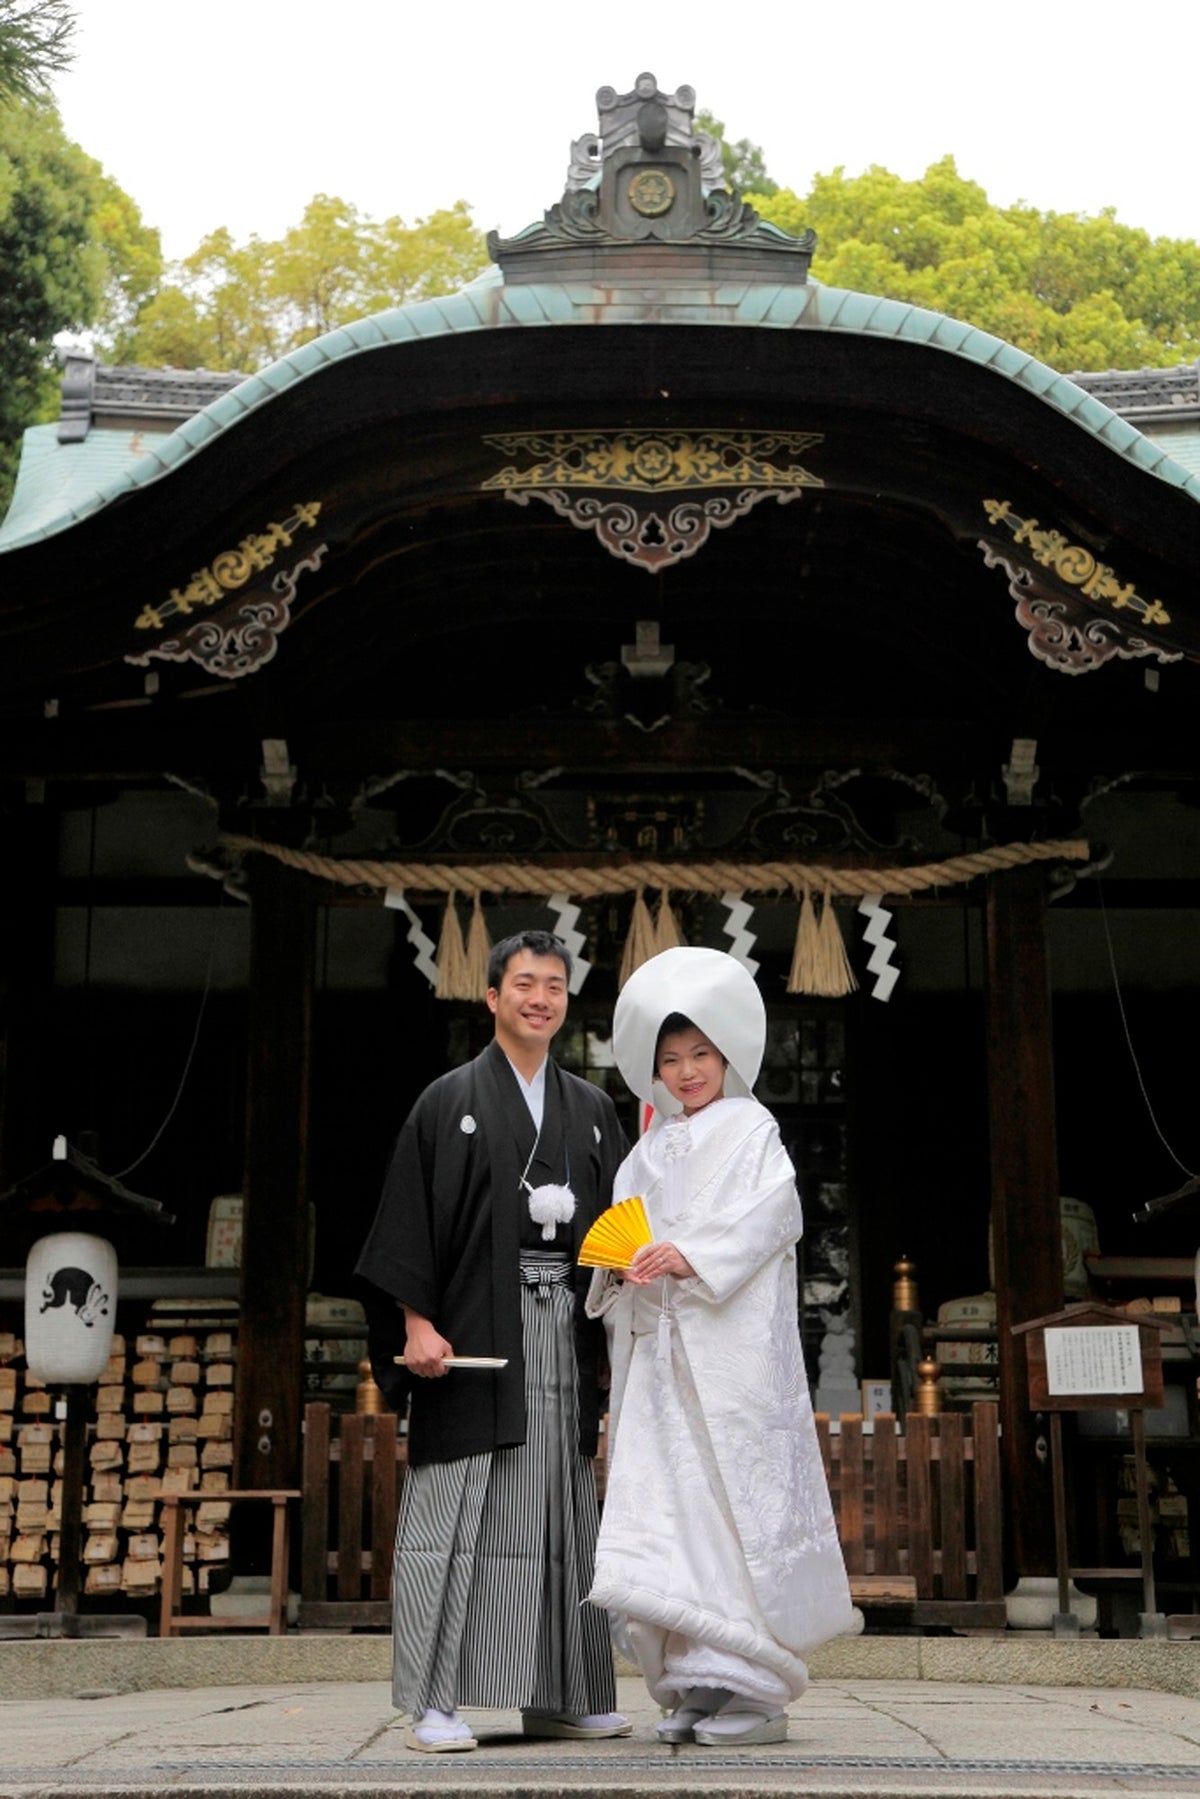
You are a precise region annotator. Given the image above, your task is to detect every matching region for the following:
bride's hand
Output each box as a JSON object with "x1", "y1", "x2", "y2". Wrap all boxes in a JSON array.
[{"x1": 627, "y1": 1242, "x2": 695, "y2": 1284}]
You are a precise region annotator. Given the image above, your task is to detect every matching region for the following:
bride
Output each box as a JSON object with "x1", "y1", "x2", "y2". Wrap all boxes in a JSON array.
[{"x1": 587, "y1": 947, "x2": 855, "y2": 1746}]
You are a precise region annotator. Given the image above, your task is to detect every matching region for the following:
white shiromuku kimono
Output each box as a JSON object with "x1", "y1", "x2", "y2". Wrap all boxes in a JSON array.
[{"x1": 587, "y1": 1095, "x2": 855, "y2": 1709}]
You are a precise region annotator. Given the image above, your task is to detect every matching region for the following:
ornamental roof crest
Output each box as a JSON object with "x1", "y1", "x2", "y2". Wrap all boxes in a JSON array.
[{"x1": 488, "y1": 72, "x2": 814, "y2": 284}]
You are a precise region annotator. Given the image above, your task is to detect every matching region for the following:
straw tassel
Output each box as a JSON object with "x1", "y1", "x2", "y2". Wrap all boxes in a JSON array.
[
  {"x1": 434, "y1": 893, "x2": 469, "y2": 999},
  {"x1": 463, "y1": 893, "x2": 492, "y2": 1000},
  {"x1": 653, "y1": 888, "x2": 684, "y2": 951},
  {"x1": 787, "y1": 887, "x2": 821, "y2": 995},
  {"x1": 814, "y1": 888, "x2": 859, "y2": 998},
  {"x1": 619, "y1": 888, "x2": 658, "y2": 988}
]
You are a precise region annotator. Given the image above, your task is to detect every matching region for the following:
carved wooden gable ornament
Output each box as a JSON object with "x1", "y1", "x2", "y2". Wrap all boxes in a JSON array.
[{"x1": 484, "y1": 73, "x2": 822, "y2": 572}]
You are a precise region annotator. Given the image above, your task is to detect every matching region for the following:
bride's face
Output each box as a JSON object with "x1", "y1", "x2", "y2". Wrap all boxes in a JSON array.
[{"x1": 655, "y1": 1027, "x2": 727, "y2": 1115}]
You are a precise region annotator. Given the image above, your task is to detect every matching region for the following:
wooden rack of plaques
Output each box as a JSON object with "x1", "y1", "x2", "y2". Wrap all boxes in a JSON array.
[{"x1": 0, "y1": 1315, "x2": 237, "y2": 1616}]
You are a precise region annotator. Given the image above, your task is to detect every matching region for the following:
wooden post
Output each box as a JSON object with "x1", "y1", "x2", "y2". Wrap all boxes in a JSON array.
[
  {"x1": 985, "y1": 866, "x2": 1061, "y2": 1583},
  {"x1": 51, "y1": 1387, "x2": 88, "y2": 1624},
  {"x1": 0, "y1": 805, "x2": 58, "y2": 1192},
  {"x1": 1129, "y1": 1408, "x2": 1160, "y2": 1623},
  {"x1": 235, "y1": 853, "x2": 315, "y2": 1496}
]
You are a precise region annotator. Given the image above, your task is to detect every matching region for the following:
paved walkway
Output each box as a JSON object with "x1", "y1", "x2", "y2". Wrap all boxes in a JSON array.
[{"x1": 2, "y1": 1675, "x2": 1200, "y2": 1798}]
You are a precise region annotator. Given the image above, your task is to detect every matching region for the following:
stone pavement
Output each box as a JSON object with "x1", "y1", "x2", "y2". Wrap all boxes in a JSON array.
[{"x1": 3, "y1": 1674, "x2": 1200, "y2": 1799}]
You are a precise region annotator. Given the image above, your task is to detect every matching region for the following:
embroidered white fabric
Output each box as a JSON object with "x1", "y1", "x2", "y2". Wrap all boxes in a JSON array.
[{"x1": 587, "y1": 1096, "x2": 854, "y2": 1708}]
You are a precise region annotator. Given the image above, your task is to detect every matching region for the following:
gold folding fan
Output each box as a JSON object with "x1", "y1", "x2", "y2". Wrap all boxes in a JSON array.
[{"x1": 578, "y1": 1196, "x2": 653, "y2": 1270}]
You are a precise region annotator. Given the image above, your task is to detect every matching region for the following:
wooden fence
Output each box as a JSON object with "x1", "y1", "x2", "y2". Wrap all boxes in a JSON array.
[
  {"x1": 299, "y1": 1399, "x2": 1005, "y2": 1630},
  {"x1": 818, "y1": 1403, "x2": 1005, "y2": 1628},
  {"x1": 298, "y1": 1406, "x2": 402, "y2": 1630}
]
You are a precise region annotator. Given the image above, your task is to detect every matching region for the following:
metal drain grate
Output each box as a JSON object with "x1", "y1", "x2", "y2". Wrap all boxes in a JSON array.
[{"x1": 5, "y1": 1753, "x2": 1200, "y2": 1785}]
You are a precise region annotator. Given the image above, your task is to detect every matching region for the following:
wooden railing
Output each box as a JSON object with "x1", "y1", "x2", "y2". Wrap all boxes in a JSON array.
[
  {"x1": 299, "y1": 1405, "x2": 404, "y2": 1629},
  {"x1": 818, "y1": 1403, "x2": 1005, "y2": 1628},
  {"x1": 299, "y1": 1399, "x2": 1005, "y2": 1631}
]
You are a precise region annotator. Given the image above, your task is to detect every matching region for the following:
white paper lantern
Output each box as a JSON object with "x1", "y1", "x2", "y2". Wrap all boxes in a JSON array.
[{"x1": 24, "y1": 1232, "x2": 117, "y2": 1383}]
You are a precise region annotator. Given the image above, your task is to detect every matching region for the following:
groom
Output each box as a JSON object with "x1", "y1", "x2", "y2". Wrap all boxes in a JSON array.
[{"x1": 357, "y1": 928, "x2": 630, "y2": 1752}]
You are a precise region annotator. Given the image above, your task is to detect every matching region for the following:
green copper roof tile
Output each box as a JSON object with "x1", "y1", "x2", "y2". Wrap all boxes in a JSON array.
[
  {"x1": 885, "y1": 304, "x2": 940, "y2": 345},
  {"x1": 1149, "y1": 452, "x2": 1192, "y2": 488},
  {"x1": 1017, "y1": 360, "x2": 1060, "y2": 396},
  {"x1": 6, "y1": 271, "x2": 1200, "y2": 552},
  {"x1": 226, "y1": 374, "x2": 272, "y2": 407},
  {"x1": 501, "y1": 285, "x2": 558, "y2": 325},
  {"x1": 343, "y1": 316, "x2": 389, "y2": 348},
  {"x1": 1098, "y1": 415, "x2": 1144, "y2": 454},
  {"x1": 761, "y1": 286, "x2": 812, "y2": 325},
  {"x1": 729, "y1": 287, "x2": 776, "y2": 325},
  {"x1": 1128, "y1": 434, "x2": 1169, "y2": 470},
  {"x1": 1072, "y1": 393, "x2": 1118, "y2": 434},
  {"x1": 824, "y1": 292, "x2": 880, "y2": 331},
  {"x1": 286, "y1": 339, "x2": 336, "y2": 374},
  {"x1": 173, "y1": 412, "x2": 220, "y2": 448},
  {"x1": 931, "y1": 316, "x2": 973, "y2": 351},
  {"x1": 254, "y1": 362, "x2": 298, "y2": 394},
  {"x1": 152, "y1": 434, "x2": 193, "y2": 469},
  {"x1": 1145, "y1": 423, "x2": 1200, "y2": 477},
  {"x1": 990, "y1": 342, "x2": 1033, "y2": 379},
  {"x1": 958, "y1": 329, "x2": 1009, "y2": 368},
  {"x1": 863, "y1": 295, "x2": 912, "y2": 335}
]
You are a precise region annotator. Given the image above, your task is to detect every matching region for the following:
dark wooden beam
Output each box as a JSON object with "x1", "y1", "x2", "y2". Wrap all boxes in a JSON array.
[
  {"x1": 235, "y1": 853, "x2": 315, "y2": 1498},
  {"x1": 985, "y1": 866, "x2": 1063, "y2": 1590},
  {"x1": 0, "y1": 808, "x2": 59, "y2": 1189},
  {"x1": 0, "y1": 713, "x2": 998, "y2": 780},
  {"x1": 6, "y1": 709, "x2": 1200, "y2": 789}
]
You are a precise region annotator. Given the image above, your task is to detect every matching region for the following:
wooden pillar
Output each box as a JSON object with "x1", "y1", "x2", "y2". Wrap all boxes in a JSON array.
[
  {"x1": 54, "y1": 1386, "x2": 88, "y2": 1618},
  {"x1": 235, "y1": 854, "x2": 315, "y2": 1493},
  {"x1": 0, "y1": 804, "x2": 59, "y2": 1190},
  {"x1": 985, "y1": 866, "x2": 1061, "y2": 1581}
]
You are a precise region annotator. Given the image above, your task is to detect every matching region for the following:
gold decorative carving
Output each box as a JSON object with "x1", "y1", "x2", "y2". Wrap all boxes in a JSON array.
[
  {"x1": 135, "y1": 503, "x2": 322, "y2": 633},
  {"x1": 484, "y1": 432, "x2": 822, "y2": 574},
  {"x1": 506, "y1": 487, "x2": 804, "y2": 573},
  {"x1": 628, "y1": 167, "x2": 675, "y2": 217},
  {"x1": 982, "y1": 499, "x2": 1170, "y2": 628},
  {"x1": 978, "y1": 542, "x2": 1182, "y2": 676},
  {"x1": 125, "y1": 544, "x2": 328, "y2": 681},
  {"x1": 483, "y1": 430, "x2": 823, "y2": 494}
]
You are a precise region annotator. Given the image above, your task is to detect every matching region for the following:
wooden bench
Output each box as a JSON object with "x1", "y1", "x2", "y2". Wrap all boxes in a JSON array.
[{"x1": 159, "y1": 1489, "x2": 299, "y2": 1637}]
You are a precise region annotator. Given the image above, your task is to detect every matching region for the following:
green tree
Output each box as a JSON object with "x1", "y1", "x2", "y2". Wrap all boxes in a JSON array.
[
  {"x1": 695, "y1": 108, "x2": 777, "y2": 198},
  {"x1": 128, "y1": 196, "x2": 490, "y2": 373},
  {"x1": 754, "y1": 157, "x2": 1200, "y2": 372},
  {"x1": 0, "y1": 0, "x2": 73, "y2": 101},
  {"x1": 0, "y1": 100, "x2": 161, "y2": 509},
  {"x1": 87, "y1": 166, "x2": 166, "y2": 361}
]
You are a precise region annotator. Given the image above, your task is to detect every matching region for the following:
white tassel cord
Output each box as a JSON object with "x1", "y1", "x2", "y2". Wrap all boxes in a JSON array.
[{"x1": 526, "y1": 1182, "x2": 576, "y2": 1241}]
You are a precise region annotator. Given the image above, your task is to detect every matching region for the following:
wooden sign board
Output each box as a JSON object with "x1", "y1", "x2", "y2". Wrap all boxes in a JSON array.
[{"x1": 1014, "y1": 1304, "x2": 1165, "y2": 1412}]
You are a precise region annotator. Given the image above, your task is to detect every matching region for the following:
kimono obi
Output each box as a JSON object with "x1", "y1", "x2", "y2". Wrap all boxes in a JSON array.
[{"x1": 519, "y1": 1249, "x2": 572, "y2": 1291}]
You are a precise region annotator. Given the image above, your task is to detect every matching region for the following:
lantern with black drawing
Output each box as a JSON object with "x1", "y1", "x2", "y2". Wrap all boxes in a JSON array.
[{"x1": 1, "y1": 1135, "x2": 173, "y2": 1630}]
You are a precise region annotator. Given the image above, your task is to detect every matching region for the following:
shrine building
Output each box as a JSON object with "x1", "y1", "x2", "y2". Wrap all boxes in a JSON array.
[{"x1": 2, "y1": 74, "x2": 1199, "y2": 1629}]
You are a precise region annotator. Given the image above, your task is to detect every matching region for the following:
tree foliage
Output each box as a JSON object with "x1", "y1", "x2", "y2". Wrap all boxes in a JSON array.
[
  {"x1": 0, "y1": 0, "x2": 73, "y2": 101},
  {"x1": 754, "y1": 157, "x2": 1200, "y2": 371},
  {"x1": 695, "y1": 108, "x2": 777, "y2": 198},
  {"x1": 128, "y1": 196, "x2": 490, "y2": 372},
  {"x1": 0, "y1": 99, "x2": 161, "y2": 507}
]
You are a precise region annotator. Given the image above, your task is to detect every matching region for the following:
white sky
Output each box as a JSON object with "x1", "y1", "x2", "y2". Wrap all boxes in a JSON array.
[{"x1": 53, "y1": 0, "x2": 1200, "y2": 263}]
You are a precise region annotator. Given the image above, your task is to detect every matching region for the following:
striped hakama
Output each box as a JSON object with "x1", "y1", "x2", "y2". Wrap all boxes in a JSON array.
[{"x1": 391, "y1": 1255, "x2": 615, "y2": 1716}]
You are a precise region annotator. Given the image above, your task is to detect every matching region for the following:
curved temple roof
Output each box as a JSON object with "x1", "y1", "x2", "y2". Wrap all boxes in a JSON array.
[{"x1": 3, "y1": 266, "x2": 1200, "y2": 556}]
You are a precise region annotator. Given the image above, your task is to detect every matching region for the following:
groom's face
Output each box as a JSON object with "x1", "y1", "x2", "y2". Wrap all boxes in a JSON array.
[{"x1": 487, "y1": 949, "x2": 569, "y2": 1059}]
